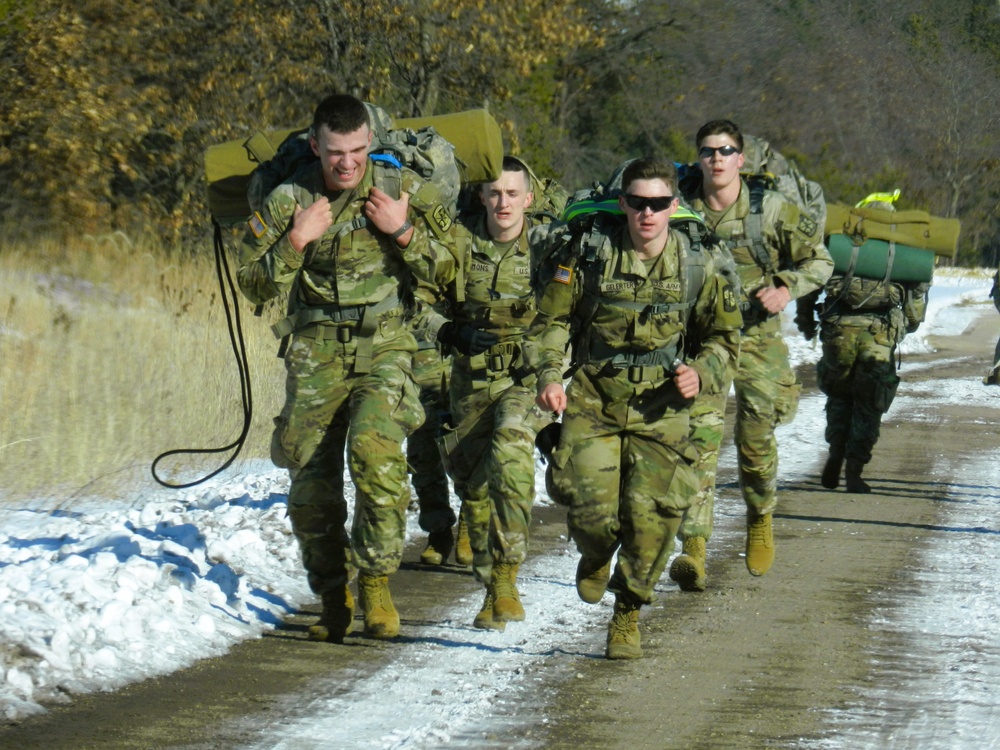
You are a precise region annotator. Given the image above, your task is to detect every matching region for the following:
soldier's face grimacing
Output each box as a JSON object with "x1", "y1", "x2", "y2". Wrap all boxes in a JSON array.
[
  {"x1": 311, "y1": 124, "x2": 372, "y2": 192},
  {"x1": 619, "y1": 177, "x2": 678, "y2": 246},
  {"x1": 481, "y1": 170, "x2": 533, "y2": 242},
  {"x1": 697, "y1": 133, "x2": 745, "y2": 193}
]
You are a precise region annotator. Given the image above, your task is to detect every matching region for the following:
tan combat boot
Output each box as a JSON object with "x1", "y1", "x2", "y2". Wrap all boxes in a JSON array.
[
  {"x1": 307, "y1": 585, "x2": 355, "y2": 643},
  {"x1": 605, "y1": 596, "x2": 642, "y2": 660},
  {"x1": 472, "y1": 585, "x2": 505, "y2": 631},
  {"x1": 419, "y1": 527, "x2": 455, "y2": 566},
  {"x1": 745, "y1": 513, "x2": 774, "y2": 576},
  {"x1": 575, "y1": 556, "x2": 612, "y2": 603},
  {"x1": 668, "y1": 537, "x2": 707, "y2": 592},
  {"x1": 455, "y1": 518, "x2": 473, "y2": 566},
  {"x1": 357, "y1": 574, "x2": 400, "y2": 639},
  {"x1": 491, "y1": 562, "x2": 525, "y2": 621}
]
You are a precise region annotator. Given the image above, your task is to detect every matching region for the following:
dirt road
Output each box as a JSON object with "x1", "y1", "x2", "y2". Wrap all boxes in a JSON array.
[{"x1": 2, "y1": 311, "x2": 998, "y2": 749}]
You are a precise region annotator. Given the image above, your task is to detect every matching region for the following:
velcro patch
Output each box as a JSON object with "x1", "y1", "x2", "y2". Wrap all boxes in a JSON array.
[
  {"x1": 797, "y1": 214, "x2": 818, "y2": 238},
  {"x1": 248, "y1": 211, "x2": 267, "y2": 238},
  {"x1": 723, "y1": 284, "x2": 738, "y2": 312},
  {"x1": 554, "y1": 265, "x2": 572, "y2": 285},
  {"x1": 429, "y1": 204, "x2": 453, "y2": 236}
]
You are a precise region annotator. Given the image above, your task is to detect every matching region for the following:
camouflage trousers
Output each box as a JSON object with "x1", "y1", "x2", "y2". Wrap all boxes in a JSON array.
[
  {"x1": 677, "y1": 375, "x2": 733, "y2": 541},
  {"x1": 438, "y1": 365, "x2": 552, "y2": 584},
  {"x1": 733, "y1": 329, "x2": 801, "y2": 516},
  {"x1": 271, "y1": 335, "x2": 424, "y2": 596},
  {"x1": 548, "y1": 366, "x2": 699, "y2": 603},
  {"x1": 407, "y1": 346, "x2": 456, "y2": 533},
  {"x1": 817, "y1": 312, "x2": 902, "y2": 465}
]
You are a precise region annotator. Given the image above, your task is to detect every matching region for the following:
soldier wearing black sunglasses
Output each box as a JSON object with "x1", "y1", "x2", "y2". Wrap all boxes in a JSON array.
[
  {"x1": 668, "y1": 119, "x2": 832, "y2": 593},
  {"x1": 531, "y1": 156, "x2": 742, "y2": 659}
]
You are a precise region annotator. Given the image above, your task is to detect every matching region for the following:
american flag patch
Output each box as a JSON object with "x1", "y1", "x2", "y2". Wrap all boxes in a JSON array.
[
  {"x1": 248, "y1": 211, "x2": 267, "y2": 238},
  {"x1": 554, "y1": 265, "x2": 572, "y2": 285}
]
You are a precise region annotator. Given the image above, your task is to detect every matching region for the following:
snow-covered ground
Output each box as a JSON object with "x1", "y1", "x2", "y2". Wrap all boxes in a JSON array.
[{"x1": 1, "y1": 269, "x2": 997, "y2": 748}]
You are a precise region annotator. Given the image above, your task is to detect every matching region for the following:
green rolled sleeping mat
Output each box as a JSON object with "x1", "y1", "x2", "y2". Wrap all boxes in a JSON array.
[
  {"x1": 824, "y1": 202, "x2": 962, "y2": 283},
  {"x1": 826, "y1": 234, "x2": 936, "y2": 283}
]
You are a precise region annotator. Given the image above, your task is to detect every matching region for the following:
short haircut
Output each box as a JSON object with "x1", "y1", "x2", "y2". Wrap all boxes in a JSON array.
[
  {"x1": 696, "y1": 119, "x2": 744, "y2": 152},
  {"x1": 311, "y1": 94, "x2": 369, "y2": 137},
  {"x1": 482, "y1": 155, "x2": 532, "y2": 194},
  {"x1": 621, "y1": 157, "x2": 678, "y2": 195}
]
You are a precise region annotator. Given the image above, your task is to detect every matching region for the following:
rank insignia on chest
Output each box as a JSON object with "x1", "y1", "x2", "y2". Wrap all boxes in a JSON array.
[
  {"x1": 248, "y1": 211, "x2": 267, "y2": 238},
  {"x1": 554, "y1": 265, "x2": 572, "y2": 285}
]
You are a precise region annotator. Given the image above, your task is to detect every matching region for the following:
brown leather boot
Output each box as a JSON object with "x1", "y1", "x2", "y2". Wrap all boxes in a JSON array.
[{"x1": 845, "y1": 459, "x2": 871, "y2": 494}]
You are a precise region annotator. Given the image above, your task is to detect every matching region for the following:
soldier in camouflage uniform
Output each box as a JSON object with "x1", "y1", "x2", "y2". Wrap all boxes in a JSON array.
[
  {"x1": 796, "y1": 197, "x2": 929, "y2": 493},
  {"x1": 408, "y1": 341, "x2": 463, "y2": 566},
  {"x1": 672, "y1": 120, "x2": 832, "y2": 587},
  {"x1": 533, "y1": 157, "x2": 742, "y2": 659},
  {"x1": 237, "y1": 94, "x2": 453, "y2": 643},
  {"x1": 416, "y1": 156, "x2": 554, "y2": 630}
]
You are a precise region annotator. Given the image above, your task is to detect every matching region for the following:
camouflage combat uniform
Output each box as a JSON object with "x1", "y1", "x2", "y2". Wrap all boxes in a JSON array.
[
  {"x1": 685, "y1": 182, "x2": 831, "y2": 524},
  {"x1": 408, "y1": 340, "x2": 455, "y2": 534},
  {"x1": 533, "y1": 222, "x2": 742, "y2": 604},
  {"x1": 237, "y1": 157, "x2": 447, "y2": 598},
  {"x1": 416, "y1": 213, "x2": 553, "y2": 585},
  {"x1": 816, "y1": 275, "x2": 929, "y2": 465}
]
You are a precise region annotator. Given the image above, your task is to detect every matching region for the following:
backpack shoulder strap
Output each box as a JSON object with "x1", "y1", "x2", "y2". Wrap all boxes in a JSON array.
[{"x1": 745, "y1": 178, "x2": 774, "y2": 274}]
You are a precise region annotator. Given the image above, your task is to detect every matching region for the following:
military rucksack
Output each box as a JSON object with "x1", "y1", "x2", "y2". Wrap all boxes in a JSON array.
[
  {"x1": 540, "y1": 159, "x2": 710, "y2": 372},
  {"x1": 204, "y1": 105, "x2": 505, "y2": 239}
]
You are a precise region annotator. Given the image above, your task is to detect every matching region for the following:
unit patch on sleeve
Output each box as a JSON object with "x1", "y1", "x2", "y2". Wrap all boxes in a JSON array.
[
  {"x1": 429, "y1": 204, "x2": 454, "y2": 236},
  {"x1": 554, "y1": 265, "x2": 573, "y2": 285},
  {"x1": 723, "y1": 284, "x2": 738, "y2": 312},
  {"x1": 797, "y1": 214, "x2": 818, "y2": 238},
  {"x1": 248, "y1": 211, "x2": 268, "y2": 239}
]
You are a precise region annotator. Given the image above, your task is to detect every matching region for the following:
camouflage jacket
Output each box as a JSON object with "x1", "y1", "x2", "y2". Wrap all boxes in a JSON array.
[
  {"x1": 686, "y1": 179, "x2": 832, "y2": 328},
  {"x1": 237, "y1": 158, "x2": 447, "y2": 338},
  {"x1": 530, "y1": 223, "x2": 742, "y2": 394},
  {"x1": 411, "y1": 214, "x2": 547, "y2": 380}
]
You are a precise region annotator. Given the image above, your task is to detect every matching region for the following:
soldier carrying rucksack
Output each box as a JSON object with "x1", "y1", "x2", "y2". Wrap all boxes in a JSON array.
[
  {"x1": 669, "y1": 119, "x2": 833, "y2": 593},
  {"x1": 236, "y1": 93, "x2": 460, "y2": 645},
  {"x1": 529, "y1": 156, "x2": 742, "y2": 659},
  {"x1": 799, "y1": 191, "x2": 933, "y2": 493}
]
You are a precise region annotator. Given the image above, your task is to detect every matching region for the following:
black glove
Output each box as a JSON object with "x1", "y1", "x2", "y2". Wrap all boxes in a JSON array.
[{"x1": 437, "y1": 322, "x2": 500, "y2": 356}]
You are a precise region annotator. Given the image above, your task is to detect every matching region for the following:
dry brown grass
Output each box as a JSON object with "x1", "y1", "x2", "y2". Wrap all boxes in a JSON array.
[{"x1": 0, "y1": 232, "x2": 287, "y2": 504}]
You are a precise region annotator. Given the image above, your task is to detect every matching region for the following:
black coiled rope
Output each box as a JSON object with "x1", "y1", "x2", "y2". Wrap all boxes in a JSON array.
[{"x1": 151, "y1": 219, "x2": 253, "y2": 488}]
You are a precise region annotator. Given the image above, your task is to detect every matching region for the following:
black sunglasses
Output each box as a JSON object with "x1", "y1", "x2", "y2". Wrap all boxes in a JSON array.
[
  {"x1": 622, "y1": 194, "x2": 675, "y2": 212},
  {"x1": 698, "y1": 145, "x2": 741, "y2": 159}
]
